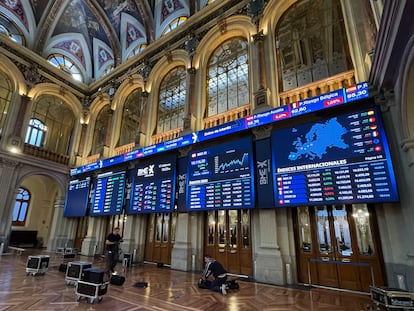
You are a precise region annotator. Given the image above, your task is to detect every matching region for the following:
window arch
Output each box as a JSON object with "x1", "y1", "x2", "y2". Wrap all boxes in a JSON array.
[
  {"x1": 161, "y1": 16, "x2": 187, "y2": 36},
  {"x1": 0, "y1": 71, "x2": 13, "y2": 137},
  {"x1": 91, "y1": 105, "x2": 112, "y2": 155},
  {"x1": 48, "y1": 54, "x2": 83, "y2": 82},
  {"x1": 157, "y1": 66, "x2": 186, "y2": 133},
  {"x1": 207, "y1": 38, "x2": 249, "y2": 117},
  {"x1": 12, "y1": 187, "x2": 31, "y2": 226},
  {"x1": 0, "y1": 16, "x2": 24, "y2": 45},
  {"x1": 127, "y1": 44, "x2": 147, "y2": 60},
  {"x1": 119, "y1": 88, "x2": 145, "y2": 146},
  {"x1": 27, "y1": 95, "x2": 75, "y2": 154},
  {"x1": 276, "y1": 0, "x2": 351, "y2": 92},
  {"x1": 25, "y1": 118, "x2": 46, "y2": 147}
]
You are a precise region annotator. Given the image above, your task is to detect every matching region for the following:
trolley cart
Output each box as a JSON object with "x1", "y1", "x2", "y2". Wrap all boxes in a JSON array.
[
  {"x1": 370, "y1": 286, "x2": 414, "y2": 310},
  {"x1": 65, "y1": 261, "x2": 92, "y2": 286},
  {"x1": 26, "y1": 255, "x2": 50, "y2": 276},
  {"x1": 75, "y1": 280, "x2": 109, "y2": 304}
]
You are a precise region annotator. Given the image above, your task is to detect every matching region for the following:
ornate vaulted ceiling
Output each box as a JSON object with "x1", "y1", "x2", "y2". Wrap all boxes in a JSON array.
[{"x1": 0, "y1": 0, "x2": 203, "y2": 84}]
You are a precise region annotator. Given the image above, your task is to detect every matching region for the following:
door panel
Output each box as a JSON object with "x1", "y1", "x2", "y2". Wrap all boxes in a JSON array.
[
  {"x1": 144, "y1": 213, "x2": 176, "y2": 265},
  {"x1": 204, "y1": 209, "x2": 252, "y2": 276},
  {"x1": 295, "y1": 204, "x2": 385, "y2": 292}
]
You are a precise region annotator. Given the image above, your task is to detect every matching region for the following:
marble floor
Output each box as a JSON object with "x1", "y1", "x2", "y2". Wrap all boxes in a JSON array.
[{"x1": 0, "y1": 250, "x2": 375, "y2": 310}]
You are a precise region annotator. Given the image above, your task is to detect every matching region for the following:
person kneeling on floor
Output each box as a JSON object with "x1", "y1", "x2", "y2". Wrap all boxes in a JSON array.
[{"x1": 199, "y1": 255, "x2": 228, "y2": 295}]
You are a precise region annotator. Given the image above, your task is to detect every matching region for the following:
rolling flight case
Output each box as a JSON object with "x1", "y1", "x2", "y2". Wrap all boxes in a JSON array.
[
  {"x1": 75, "y1": 280, "x2": 109, "y2": 304},
  {"x1": 26, "y1": 255, "x2": 50, "y2": 276},
  {"x1": 370, "y1": 286, "x2": 414, "y2": 310}
]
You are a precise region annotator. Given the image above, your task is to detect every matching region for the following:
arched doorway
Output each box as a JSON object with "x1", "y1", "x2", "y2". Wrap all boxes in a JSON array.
[
  {"x1": 294, "y1": 204, "x2": 385, "y2": 292},
  {"x1": 204, "y1": 209, "x2": 253, "y2": 276}
]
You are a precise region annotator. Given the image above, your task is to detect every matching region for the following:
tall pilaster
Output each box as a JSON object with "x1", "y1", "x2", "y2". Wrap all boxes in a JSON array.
[
  {"x1": 0, "y1": 159, "x2": 19, "y2": 248},
  {"x1": 171, "y1": 213, "x2": 192, "y2": 271},
  {"x1": 182, "y1": 67, "x2": 197, "y2": 134},
  {"x1": 81, "y1": 216, "x2": 106, "y2": 256},
  {"x1": 253, "y1": 31, "x2": 271, "y2": 113},
  {"x1": 47, "y1": 197, "x2": 77, "y2": 251},
  {"x1": 254, "y1": 209, "x2": 285, "y2": 285}
]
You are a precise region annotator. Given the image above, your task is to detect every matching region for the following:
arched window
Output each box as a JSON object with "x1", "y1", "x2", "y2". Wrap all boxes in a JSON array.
[
  {"x1": 161, "y1": 16, "x2": 187, "y2": 36},
  {"x1": 27, "y1": 95, "x2": 75, "y2": 154},
  {"x1": 91, "y1": 106, "x2": 112, "y2": 155},
  {"x1": 12, "y1": 187, "x2": 31, "y2": 226},
  {"x1": 0, "y1": 71, "x2": 13, "y2": 137},
  {"x1": 0, "y1": 17, "x2": 24, "y2": 45},
  {"x1": 207, "y1": 38, "x2": 249, "y2": 117},
  {"x1": 119, "y1": 88, "x2": 145, "y2": 146},
  {"x1": 25, "y1": 118, "x2": 46, "y2": 147},
  {"x1": 276, "y1": 0, "x2": 351, "y2": 91},
  {"x1": 157, "y1": 66, "x2": 186, "y2": 133},
  {"x1": 48, "y1": 54, "x2": 83, "y2": 82}
]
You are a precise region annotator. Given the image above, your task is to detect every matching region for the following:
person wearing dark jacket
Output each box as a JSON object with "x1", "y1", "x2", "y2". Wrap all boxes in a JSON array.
[
  {"x1": 200, "y1": 255, "x2": 228, "y2": 295},
  {"x1": 105, "y1": 227, "x2": 123, "y2": 274}
]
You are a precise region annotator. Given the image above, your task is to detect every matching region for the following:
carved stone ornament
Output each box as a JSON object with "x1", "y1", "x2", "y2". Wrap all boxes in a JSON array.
[{"x1": 252, "y1": 125, "x2": 272, "y2": 139}]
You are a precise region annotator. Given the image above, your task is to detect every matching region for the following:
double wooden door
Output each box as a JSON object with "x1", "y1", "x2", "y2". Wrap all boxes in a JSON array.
[
  {"x1": 144, "y1": 212, "x2": 177, "y2": 265},
  {"x1": 294, "y1": 204, "x2": 385, "y2": 292},
  {"x1": 204, "y1": 209, "x2": 253, "y2": 276}
]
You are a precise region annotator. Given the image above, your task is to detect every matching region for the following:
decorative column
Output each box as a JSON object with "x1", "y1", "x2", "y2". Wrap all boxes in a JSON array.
[
  {"x1": 0, "y1": 159, "x2": 19, "y2": 250},
  {"x1": 171, "y1": 213, "x2": 192, "y2": 271},
  {"x1": 81, "y1": 217, "x2": 106, "y2": 256},
  {"x1": 7, "y1": 94, "x2": 30, "y2": 150},
  {"x1": 253, "y1": 31, "x2": 271, "y2": 112},
  {"x1": 254, "y1": 209, "x2": 285, "y2": 285},
  {"x1": 183, "y1": 67, "x2": 196, "y2": 134},
  {"x1": 135, "y1": 91, "x2": 148, "y2": 146},
  {"x1": 46, "y1": 197, "x2": 77, "y2": 251},
  {"x1": 119, "y1": 214, "x2": 135, "y2": 256},
  {"x1": 102, "y1": 108, "x2": 114, "y2": 159}
]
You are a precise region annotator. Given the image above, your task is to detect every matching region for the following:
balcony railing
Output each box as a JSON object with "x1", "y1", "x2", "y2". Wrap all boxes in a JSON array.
[
  {"x1": 279, "y1": 70, "x2": 355, "y2": 105},
  {"x1": 114, "y1": 142, "x2": 135, "y2": 155},
  {"x1": 204, "y1": 104, "x2": 251, "y2": 129},
  {"x1": 152, "y1": 127, "x2": 183, "y2": 144},
  {"x1": 86, "y1": 153, "x2": 100, "y2": 164},
  {"x1": 23, "y1": 144, "x2": 70, "y2": 166}
]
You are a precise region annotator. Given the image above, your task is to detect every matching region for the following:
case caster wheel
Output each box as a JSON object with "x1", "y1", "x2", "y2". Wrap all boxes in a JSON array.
[
  {"x1": 89, "y1": 298, "x2": 96, "y2": 304},
  {"x1": 76, "y1": 296, "x2": 81, "y2": 302},
  {"x1": 98, "y1": 297, "x2": 103, "y2": 303}
]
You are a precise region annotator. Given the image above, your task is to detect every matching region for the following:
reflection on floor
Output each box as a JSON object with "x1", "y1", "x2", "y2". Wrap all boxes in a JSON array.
[{"x1": 0, "y1": 250, "x2": 373, "y2": 310}]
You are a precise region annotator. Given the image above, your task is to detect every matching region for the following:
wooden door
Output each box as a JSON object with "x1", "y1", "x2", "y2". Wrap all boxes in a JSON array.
[
  {"x1": 204, "y1": 209, "x2": 252, "y2": 276},
  {"x1": 144, "y1": 212, "x2": 177, "y2": 265},
  {"x1": 295, "y1": 204, "x2": 385, "y2": 292},
  {"x1": 74, "y1": 217, "x2": 88, "y2": 250}
]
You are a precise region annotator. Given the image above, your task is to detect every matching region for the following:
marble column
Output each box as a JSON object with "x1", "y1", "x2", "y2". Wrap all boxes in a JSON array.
[
  {"x1": 0, "y1": 159, "x2": 19, "y2": 250},
  {"x1": 171, "y1": 213, "x2": 192, "y2": 271},
  {"x1": 46, "y1": 197, "x2": 77, "y2": 251},
  {"x1": 254, "y1": 209, "x2": 284, "y2": 285},
  {"x1": 81, "y1": 216, "x2": 106, "y2": 256}
]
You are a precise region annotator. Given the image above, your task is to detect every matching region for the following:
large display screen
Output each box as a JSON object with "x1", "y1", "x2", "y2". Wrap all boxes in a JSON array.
[
  {"x1": 186, "y1": 137, "x2": 255, "y2": 210},
  {"x1": 71, "y1": 83, "x2": 369, "y2": 176},
  {"x1": 126, "y1": 154, "x2": 177, "y2": 214},
  {"x1": 63, "y1": 177, "x2": 91, "y2": 217},
  {"x1": 272, "y1": 107, "x2": 399, "y2": 206},
  {"x1": 90, "y1": 170, "x2": 126, "y2": 216}
]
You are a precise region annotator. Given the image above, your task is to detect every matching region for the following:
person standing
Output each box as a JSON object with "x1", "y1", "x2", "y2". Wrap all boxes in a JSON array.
[
  {"x1": 105, "y1": 227, "x2": 123, "y2": 274},
  {"x1": 200, "y1": 255, "x2": 228, "y2": 295}
]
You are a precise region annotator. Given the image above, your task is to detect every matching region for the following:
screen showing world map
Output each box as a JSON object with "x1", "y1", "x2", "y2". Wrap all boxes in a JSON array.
[{"x1": 272, "y1": 107, "x2": 399, "y2": 206}]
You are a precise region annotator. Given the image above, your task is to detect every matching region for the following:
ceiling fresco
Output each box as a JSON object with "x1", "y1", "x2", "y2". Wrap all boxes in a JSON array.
[{"x1": 0, "y1": 0, "x2": 194, "y2": 83}]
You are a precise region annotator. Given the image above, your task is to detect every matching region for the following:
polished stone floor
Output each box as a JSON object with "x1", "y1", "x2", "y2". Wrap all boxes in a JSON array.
[{"x1": 0, "y1": 250, "x2": 375, "y2": 310}]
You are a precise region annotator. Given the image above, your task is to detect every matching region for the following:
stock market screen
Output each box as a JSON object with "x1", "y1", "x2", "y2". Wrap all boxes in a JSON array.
[
  {"x1": 186, "y1": 137, "x2": 255, "y2": 210},
  {"x1": 272, "y1": 107, "x2": 399, "y2": 206}
]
